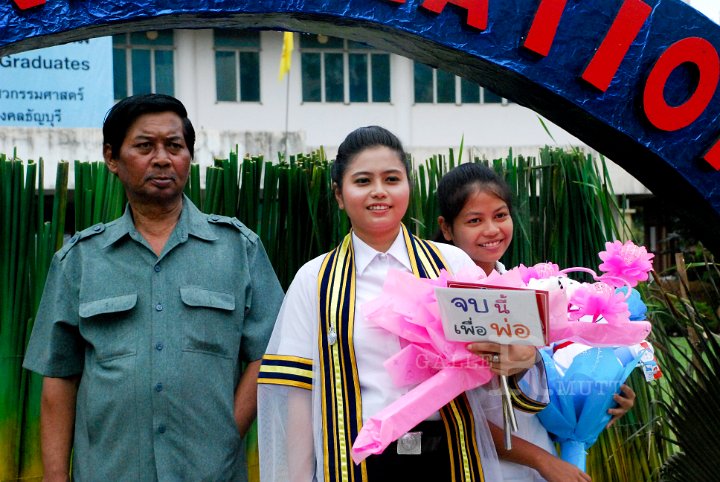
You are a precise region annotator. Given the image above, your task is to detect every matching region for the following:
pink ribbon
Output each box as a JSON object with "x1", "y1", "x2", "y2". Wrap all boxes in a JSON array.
[{"x1": 352, "y1": 269, "x2": 495, "y2": 463}]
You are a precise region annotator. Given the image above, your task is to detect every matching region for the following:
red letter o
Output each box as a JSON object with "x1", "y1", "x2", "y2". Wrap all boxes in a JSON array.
[{"x1": 643, "y1": 37, "x2": 719, "y2": 131}]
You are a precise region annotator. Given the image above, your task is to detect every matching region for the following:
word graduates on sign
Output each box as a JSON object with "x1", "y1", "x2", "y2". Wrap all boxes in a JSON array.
[{"x1": 387, "y1": 0, "x2": 720, "y2": 170}]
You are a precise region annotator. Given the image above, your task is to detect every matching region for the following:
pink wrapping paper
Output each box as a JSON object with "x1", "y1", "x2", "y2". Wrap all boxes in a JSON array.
[
  {"x1": 530, "y1": 271, "x2": 653, "y2": 347},
  {"x1": 352, "y1": 366, "x2": 492, "y2": 463},
  {"x1": 352, "y1": 268, "x2": 495, "y2": 463}
]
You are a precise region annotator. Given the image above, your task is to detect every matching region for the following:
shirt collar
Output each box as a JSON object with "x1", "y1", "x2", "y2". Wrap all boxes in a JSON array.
[
  {"x1": 352, "y1": 230, "x2": 413, "y2": 275},
  {"x1": 102, "y1": 195, "x2": 216, "y2": 248},
  {"x1": 182, "y1": 196, "x2": 217, "y2": 241},
  {"x1": 101, "y1": 205, "x2": 135, "y2": 248}
]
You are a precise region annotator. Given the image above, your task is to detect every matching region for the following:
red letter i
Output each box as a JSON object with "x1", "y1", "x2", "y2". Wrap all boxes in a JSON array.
[
  {"x1": 581, "y1": 0, "x2": 652, "y2": 92},
  {"x1": 523, "y1": 0, "x2": 568, "y2": 57}
]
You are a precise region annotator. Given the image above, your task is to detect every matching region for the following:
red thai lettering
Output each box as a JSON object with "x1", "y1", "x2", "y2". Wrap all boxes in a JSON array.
[
  {"x1": 490, "y1": 319, "x2": 512, "y2": 337},
  {"x1": 513, "y1": 324, "x2": 530, "y2": 339},
  {"x1": 523, "y1": 0, "x2": 568, "y2": 57},
  {"x1": 420, "y1": 0, "x2": 488, "y2": 30},
  {"x1": 643, "y1": 37, "x2": 719, "y2": 131},
  {"x1": 581, "y1": 0, "x2": 652, "y2": 91},
  {"x1": 13, "y1": 0, "x2": 45, "y2": 9}
]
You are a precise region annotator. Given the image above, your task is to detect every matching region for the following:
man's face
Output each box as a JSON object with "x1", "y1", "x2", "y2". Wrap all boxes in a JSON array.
[{"x1": 105, "y1": 111, "x2": 191, "y2": 208}]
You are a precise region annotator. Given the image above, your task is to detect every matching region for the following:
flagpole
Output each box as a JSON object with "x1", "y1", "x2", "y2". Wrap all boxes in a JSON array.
[
  {"x1": 284, "y1": 62, "x2": 290, "y2": 163},
  {"x1": 279, "y1": 31, "x2": 294, "y2": 163}
]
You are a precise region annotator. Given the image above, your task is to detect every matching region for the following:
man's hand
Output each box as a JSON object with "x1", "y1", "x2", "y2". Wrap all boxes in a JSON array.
[
  {"x1": 234, "y1": 360, "x2": 262, "y2": 438},
  {"x1": 41, "y1": 376, "x2": 80, "y2": 482}
]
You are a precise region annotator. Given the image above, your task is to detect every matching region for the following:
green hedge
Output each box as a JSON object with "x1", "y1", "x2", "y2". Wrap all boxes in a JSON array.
[{"x1": 1, "y1": 146, "x2": 666, "y2": 481}]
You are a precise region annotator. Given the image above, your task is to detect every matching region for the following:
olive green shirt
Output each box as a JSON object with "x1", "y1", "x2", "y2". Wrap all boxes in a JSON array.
[{"x1": 23, "y1": 197, "x2": 283, "y2": 481}]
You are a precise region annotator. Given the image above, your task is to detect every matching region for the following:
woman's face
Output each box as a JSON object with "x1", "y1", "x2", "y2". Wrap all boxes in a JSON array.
[
  {"x1": 439, "y1": 189, "x2": 514, "y2": 274},
  {"x1": 334, "y1": 146, "x2": 410, "y2": 249}
]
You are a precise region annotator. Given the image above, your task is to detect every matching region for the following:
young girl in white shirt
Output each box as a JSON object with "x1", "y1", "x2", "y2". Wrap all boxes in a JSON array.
[
  {"x1": 257, "y1": 126, "x2": 542, "y2": 482},
  {"x1": 436, "y1": 162, "x2": 635, "y2": 482}
]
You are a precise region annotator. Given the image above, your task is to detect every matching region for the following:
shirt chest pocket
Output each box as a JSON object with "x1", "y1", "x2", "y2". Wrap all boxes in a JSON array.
[
  {"x1": 180, "y1": 286, "x2": 240, "y2": 359},
  {"x1": 79, "y1": 293, "x2": 138, "y2": 362}
]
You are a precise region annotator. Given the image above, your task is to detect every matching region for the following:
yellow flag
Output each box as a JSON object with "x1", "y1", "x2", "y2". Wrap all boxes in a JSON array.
[{"x1": 278, "y1": 32, "x2": 294, "y2": 80}]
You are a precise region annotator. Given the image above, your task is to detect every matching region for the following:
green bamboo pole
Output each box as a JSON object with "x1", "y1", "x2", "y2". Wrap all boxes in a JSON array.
[
  {"x1": 0, "y1": 157, "x2": 20, "y2": 479},
  {"x1": 184, "y1": 163, "x2": 202, "y2": 209}
]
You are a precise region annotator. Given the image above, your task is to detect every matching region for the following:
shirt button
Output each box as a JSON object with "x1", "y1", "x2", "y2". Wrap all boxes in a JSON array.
[
  {"x1": 93, "y1": 225, "x2": 102, "y2": 232},
  {"x1": 154, "y1": 265, "x2": 161, "y2": 272},
  {"x1": 155, "y1": 342, "x2": 164, "y2": 351},
  {"x1": 155, "y1": 303, "x2": 163, "y2": 312},
  {"x1": 155, "y1": 383, "x2": 163, "y2": 392},
  {"x1": 158, "y1": 424, "x2": 166, "y2": 434}
]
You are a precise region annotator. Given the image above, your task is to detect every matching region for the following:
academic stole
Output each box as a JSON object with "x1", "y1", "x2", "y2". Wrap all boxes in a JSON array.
[{"x1": 318, "y1": 225, "x2": 486, "y2": 482}]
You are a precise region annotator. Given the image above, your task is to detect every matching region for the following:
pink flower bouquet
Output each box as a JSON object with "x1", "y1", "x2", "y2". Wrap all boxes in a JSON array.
[{"x1": 351, "y1": 241, "x2": 655, "y2": 464}]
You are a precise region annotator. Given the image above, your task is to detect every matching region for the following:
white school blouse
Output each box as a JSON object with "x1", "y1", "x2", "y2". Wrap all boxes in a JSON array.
[
  {"x1": 258, "y1": 231, "x2": 505, "y2": 482},
  {"x1": 268, "y1": 232, "x2": 476, "y2": 418}
]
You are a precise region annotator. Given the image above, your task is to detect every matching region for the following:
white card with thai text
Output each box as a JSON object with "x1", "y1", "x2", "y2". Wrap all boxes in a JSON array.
[{"x1": 435, "y1": 286, "x2": 546, "y2": 346}]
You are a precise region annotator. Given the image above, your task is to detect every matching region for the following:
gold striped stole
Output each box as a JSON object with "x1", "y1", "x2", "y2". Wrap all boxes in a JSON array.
[{"x1": 318, "y1": 225, "x2": 487, "y2": 482}]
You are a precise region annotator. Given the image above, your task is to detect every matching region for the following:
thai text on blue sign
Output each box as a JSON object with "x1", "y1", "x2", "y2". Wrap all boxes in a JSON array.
[{"x1": 0, "y1": 37, "x2": 113, "y2": 128}]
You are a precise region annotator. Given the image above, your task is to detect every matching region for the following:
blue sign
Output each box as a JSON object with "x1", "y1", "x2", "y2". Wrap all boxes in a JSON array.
[
  {"x1": 0, "y1": 37, "x2": 113, "y2": 128},
  {"x1": 0, "y1": 0, "x2": 718, "y2": 252}
]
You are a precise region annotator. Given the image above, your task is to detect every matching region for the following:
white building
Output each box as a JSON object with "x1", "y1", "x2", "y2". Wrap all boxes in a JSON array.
[{"x1": 0, "y1": 29, "x2": 649, "y2": 195}]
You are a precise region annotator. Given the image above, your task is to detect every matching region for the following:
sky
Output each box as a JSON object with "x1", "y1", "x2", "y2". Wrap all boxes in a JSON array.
[{"x1": 686, "y1": 0, "x2": 720, "y2": 23}]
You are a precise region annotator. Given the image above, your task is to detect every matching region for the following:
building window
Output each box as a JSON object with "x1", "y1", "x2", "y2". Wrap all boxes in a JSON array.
[
  {"x1": 300, "y1": 34, "x2": 391, "y2": 103},
  {"x1": 414, "y1": 62, "x2": 507, "y2": 105},
  {"x1": 214, "y1": 29, "x2": 261, "y2": 102},
  {"x1": 113, "y1": 30, "x2": 175, "y2": 100}
]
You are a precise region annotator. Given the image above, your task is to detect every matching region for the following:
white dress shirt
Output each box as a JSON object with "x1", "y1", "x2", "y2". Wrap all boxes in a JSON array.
[{"x1": 274, "y1": 230, "x2": 475, "y2": 421}]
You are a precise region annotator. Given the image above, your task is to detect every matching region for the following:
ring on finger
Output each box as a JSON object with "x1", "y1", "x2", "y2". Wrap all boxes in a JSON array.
[{"x1": 491, "y1": 354, "x2": 500, "y2": 364}]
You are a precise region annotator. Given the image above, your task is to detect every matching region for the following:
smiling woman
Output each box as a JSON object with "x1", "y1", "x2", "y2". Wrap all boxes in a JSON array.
[
  {"x1": 436, "y1": 163, "x2": 515, "y2": 276},
  {"x1": 332, "y1": 141, "x2": 410, "y2": 253},
  {"x1": 257, "y1": 125, "x2": 547, "y2": 482}
]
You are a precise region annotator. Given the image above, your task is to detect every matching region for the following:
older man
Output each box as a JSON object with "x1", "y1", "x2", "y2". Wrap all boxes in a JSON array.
[{"x1": 23, "y1": 94, "x2": 283, "y2": 481}]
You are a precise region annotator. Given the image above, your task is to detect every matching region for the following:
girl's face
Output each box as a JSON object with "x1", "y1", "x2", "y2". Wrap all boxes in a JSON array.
[
  {"x1": 439, "y1": 188, "x2": 513, "y2": 275},
  {"x1": 335, "y1": 146, "x2": 410, "y2": 250}
]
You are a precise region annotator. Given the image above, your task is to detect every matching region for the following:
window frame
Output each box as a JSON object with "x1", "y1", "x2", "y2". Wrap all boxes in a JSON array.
[
  {"x1": 300, "y1": 35, "x2": 391, "y2": 104},
  {"x1": 213, "y1": 29, "x2": 262, "y2": 103},
  {"x1": 112, "y1": 30, "x2": 176, "y2": 99},
  {"x1": 413, "y1": 62, "x2": 509, "y2": 106}
]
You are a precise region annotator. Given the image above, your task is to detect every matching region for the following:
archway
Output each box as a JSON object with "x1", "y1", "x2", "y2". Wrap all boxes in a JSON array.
[{"x1": 2, "y1": 0, "x2": 719, "y2": 252}]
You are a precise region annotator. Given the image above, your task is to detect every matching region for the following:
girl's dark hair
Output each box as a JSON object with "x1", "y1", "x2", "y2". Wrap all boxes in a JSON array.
[
  {"x1": 103, "y1": 93, "x2": 196, "y2": 159},
  {"x1": 435, "y1": 163, "x2": 513, "y2": 242},
  {"x1": 331, "y1": 126, "x2": 411, "y2": 188}
]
